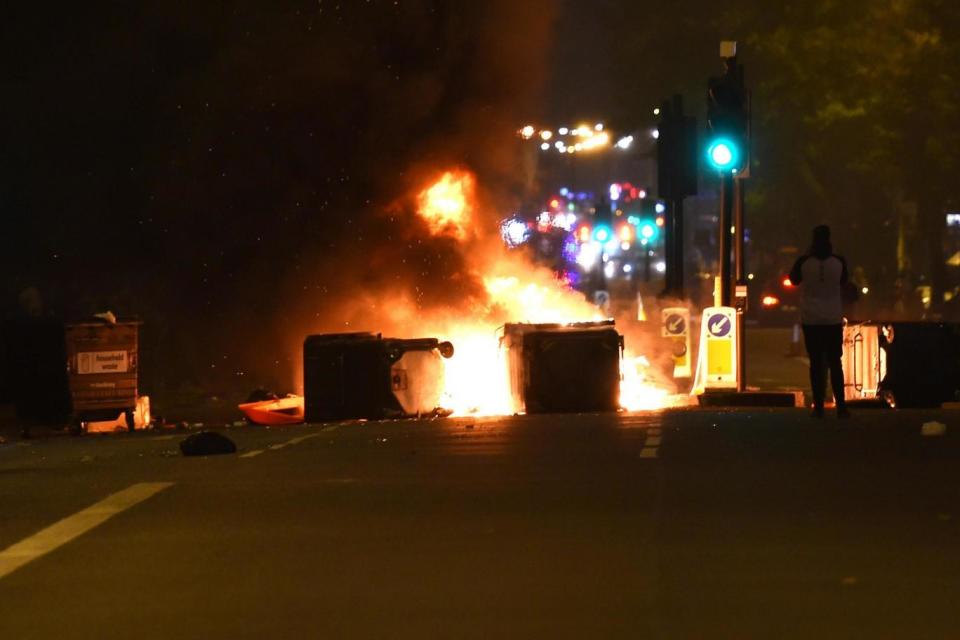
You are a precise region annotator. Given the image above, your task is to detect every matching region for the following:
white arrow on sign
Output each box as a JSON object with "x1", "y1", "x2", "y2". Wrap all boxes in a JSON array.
[{"x1": 709, "y1": 318, "x2": 729, "y2": 335}]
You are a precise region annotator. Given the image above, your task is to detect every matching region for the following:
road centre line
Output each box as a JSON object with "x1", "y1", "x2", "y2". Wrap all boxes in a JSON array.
[
  {"x1": 241, "y1": 427, "x2": 335, "y2": 459},
  {"x1": 271, "y1": 432, "x2": 324, "y2": 450},
  {"x1": 0, "y1": 482, "x2": 174, "y2": 580},
  {"x1": 639, "y1": 428, "x2": 661, "y2": 459}
]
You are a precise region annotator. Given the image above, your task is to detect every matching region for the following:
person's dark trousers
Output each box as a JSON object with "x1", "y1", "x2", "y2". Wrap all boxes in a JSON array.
[{"x1": 802, "y1": 324, "x2": 846, "y2": 410}]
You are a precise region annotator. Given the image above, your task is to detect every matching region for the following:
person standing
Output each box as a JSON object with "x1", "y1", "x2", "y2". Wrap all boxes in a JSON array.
[{"x1": 789, "y1": 225, "x2": 850, "y2": 418}]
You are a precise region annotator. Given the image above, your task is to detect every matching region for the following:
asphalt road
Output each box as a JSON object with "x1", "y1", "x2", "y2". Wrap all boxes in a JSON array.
[{"x1": 1, "y1": 408, "x2": 959, "y2": 639}]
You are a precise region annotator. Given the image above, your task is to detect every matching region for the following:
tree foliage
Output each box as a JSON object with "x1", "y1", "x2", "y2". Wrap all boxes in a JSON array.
[{"x1": 739, "y1": 0, "x2": 960, "y2": 300}]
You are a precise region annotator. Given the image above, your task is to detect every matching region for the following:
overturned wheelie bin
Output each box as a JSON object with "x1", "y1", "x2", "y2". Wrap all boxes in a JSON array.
[
  {"x1": 303, "y1": 333, "x2": 454, "y2": 422},
  {"x1": 843, "y1": 321, "x2": 960, "y2": 407}
]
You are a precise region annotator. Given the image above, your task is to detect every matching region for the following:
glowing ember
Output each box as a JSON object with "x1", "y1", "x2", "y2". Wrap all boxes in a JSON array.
[{"x1": 416, "y1": 170, "x2": 474, "y2": 240}]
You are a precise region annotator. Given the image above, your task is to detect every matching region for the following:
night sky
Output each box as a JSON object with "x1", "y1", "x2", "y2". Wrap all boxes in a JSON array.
[
  {"x1": 3, "y1": 1, "x2": 562, "y2": 392},
  {"x1": 5, "y1": 1, "x2": 957, "y2": 393}
]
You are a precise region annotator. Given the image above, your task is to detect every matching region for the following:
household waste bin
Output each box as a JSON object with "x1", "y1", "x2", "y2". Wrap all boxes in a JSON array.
[
  {"x1": 501, "y1": 321, "x2": 623, "y2": 414},
  {"x1": 303, "y1": 333, "x2": 454, "y2": 422},
  {"x1": 65, "y1": 319, "x2": 141, "y2": 430},
  {"x1": 842, "y1": 321, "x2": 960, "y2": 407}
]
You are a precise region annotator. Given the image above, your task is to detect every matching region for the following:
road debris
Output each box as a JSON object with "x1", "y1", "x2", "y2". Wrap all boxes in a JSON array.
[
  {"x1": 179, "y1": 431, "x2": 237, "y2": 456},
  {"x1": 921, "y1": 421, "x2": 946, "y2": 437},
  {"x1": 238, "y1": 394, "x2": 304, "y2": 426}
]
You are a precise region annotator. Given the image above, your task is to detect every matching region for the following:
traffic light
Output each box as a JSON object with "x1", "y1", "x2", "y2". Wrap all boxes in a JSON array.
[
  {"x1": 706, "y1": 137, "x2": 740, "y2": 171},
  {"x1": 638, "y1": 220, "x2": 658, "y2": 242},
  {"x1": 657, "y1": 97, "x2": 698, "y2": 201},
  {"x1": 706, "y1": 57, "x2": 748, "y2": 174},
  {"x1": 592, "y1": 224, "x2": 612, "y2": 243},
  {"x1": 656, "y1": 95, "x2": 697, "y2": 299}
]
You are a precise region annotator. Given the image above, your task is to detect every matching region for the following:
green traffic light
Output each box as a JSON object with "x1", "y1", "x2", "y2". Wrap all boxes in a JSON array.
[
  {"x1": 706, "y1": 137, "x2": 740, "y2": 171},
  {"x1": 593, "y1": 225, "x2": 612, "y2": 243}
]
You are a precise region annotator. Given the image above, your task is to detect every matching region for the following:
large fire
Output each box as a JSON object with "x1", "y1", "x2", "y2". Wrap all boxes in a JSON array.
[{"x1": 407, "y1": 169, "x2": 672, "y2": 415}]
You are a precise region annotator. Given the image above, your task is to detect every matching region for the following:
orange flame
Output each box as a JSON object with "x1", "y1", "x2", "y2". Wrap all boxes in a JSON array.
[
  {"x1": 406, "y1": 169, "x2": 673, "y2": 416},
  {"x1": 416, "y1": 170, "x2": 474, "y2": 240}
]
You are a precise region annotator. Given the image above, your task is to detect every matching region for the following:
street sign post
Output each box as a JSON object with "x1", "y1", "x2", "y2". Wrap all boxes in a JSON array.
[
  {"x1": 699, "y1": 306, "x2": 738, "y2": 390},
  {"x1": 662, "y1": 307, "x2": 692, "y2": 378}
]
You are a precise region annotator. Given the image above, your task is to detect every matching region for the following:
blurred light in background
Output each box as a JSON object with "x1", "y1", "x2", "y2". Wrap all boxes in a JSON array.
[
  {"x1": 500, "y1": 217, "x2": 530, "y2": 248},
  {"x1": 577, "y1": 242, "x2": 599, "y2": 269}
]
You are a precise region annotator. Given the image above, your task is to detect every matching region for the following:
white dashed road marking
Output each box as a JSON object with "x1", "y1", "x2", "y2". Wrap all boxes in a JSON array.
[
  {"x1": 0, "y1": 482, "x2": 174, "y2": 580},
  {"x1": 241, "y1": 426, "x2": 337, "y2": 459},
  {"x1": 639, "y1": 425, "x2": 662, "y2": 459}
]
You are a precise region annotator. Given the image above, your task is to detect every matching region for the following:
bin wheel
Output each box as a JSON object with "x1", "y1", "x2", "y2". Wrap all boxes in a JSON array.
[
  {"x1": 124, "y1": 409, "x2": 136, "y2": 432},
  {"x1": 438, "y1": 341, "x2": 455, "y2": 359},
  {"x1": 68, "y1": 418, "x2": 84, "y2": 436},
  {"x1": 881, "y1": 389, "x2": 897, "y2": 409}
]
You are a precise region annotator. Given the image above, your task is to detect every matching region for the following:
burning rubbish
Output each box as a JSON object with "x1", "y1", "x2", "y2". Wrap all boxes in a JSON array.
[
  {"x1": 405, "y1": 169, "x2": 675, "y2": 416},
  {"x1": 288, "y1": 168, "x2": 678, "y2": 421}
]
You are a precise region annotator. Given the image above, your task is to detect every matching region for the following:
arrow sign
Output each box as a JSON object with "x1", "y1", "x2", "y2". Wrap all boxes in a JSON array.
[
  {"x1": 665, "y1": 314, "x2": 686, "y2": 335},
  {"x1": 707, "y1": 313, "x2": 732, "y2": 338}
]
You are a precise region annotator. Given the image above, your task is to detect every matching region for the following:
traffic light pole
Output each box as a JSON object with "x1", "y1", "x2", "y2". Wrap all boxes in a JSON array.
[
  {"x1": 672, "y1": 198, "x2": 684, "y2": 298},
  {"x1": 734, "y1": 176, "x2": 746, "y2": 391},
  {"x1": 733, "y1": 74, "x2": 751, "y2": 393},
  {"x1": 718, "y1": 172, "x2": 733, "y2": 307}
]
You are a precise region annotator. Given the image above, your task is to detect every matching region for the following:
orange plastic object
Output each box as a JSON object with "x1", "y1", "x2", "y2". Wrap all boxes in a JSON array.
[{"x1": 238, "y1": 395, "x2": 305, "y2": 426}]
